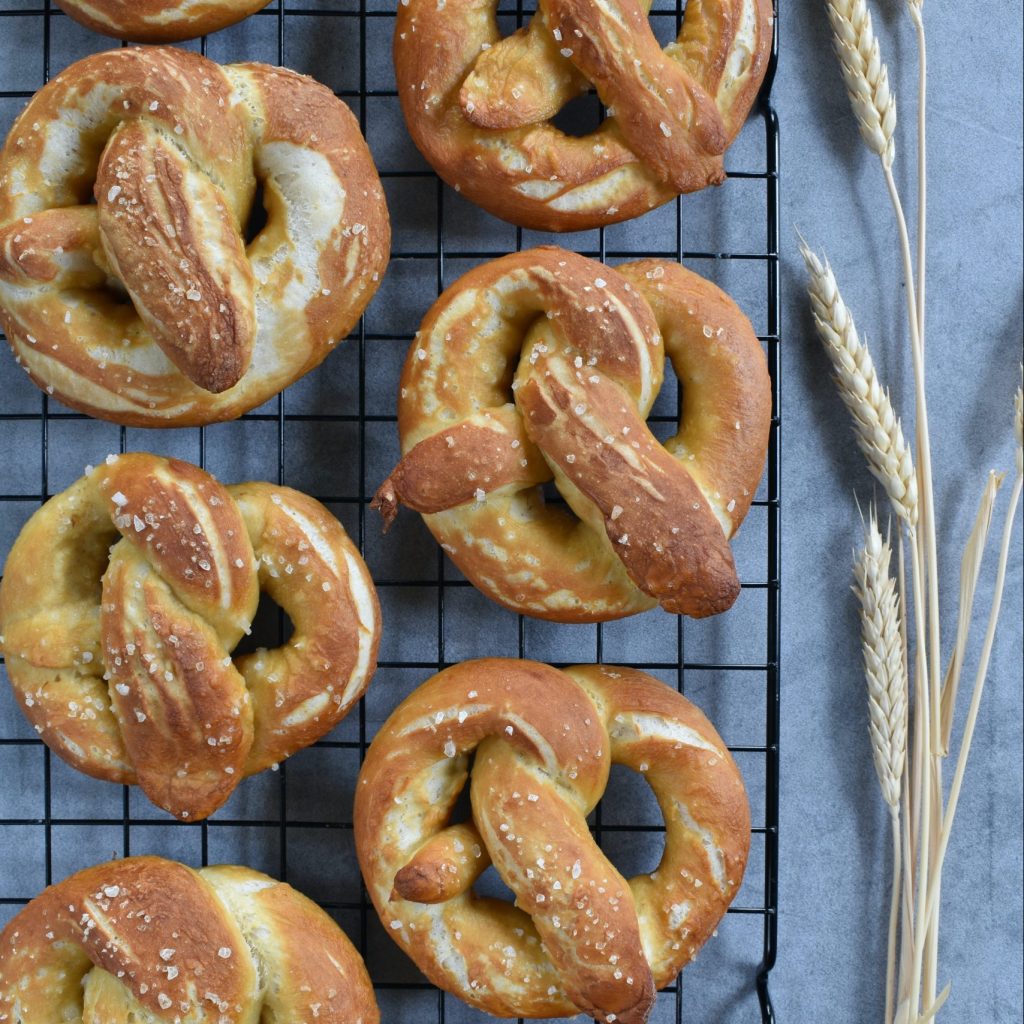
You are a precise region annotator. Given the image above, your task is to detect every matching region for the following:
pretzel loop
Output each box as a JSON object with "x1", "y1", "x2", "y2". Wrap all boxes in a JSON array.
[
  {"x1": 374, "y1": 247, "x2": 771, "y2": 621},
  {"x1": 355, "y1": 659, "x2": 750, "y2": 1023},
  {"x1": 0, "y1": 47, "x2": 389, "y2": 425},
  {"x1": 0, "y1": 454, "x2": 380, "y2": 820},
  {"x1": 396, "y1": 0, "x2": 773, "y2": 229}
]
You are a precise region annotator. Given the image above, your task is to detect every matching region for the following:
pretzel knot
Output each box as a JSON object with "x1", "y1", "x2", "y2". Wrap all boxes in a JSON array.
[
  {"x1": 395, "y1": 0, "x2": 773, "y2": 230},
  {"x1": 0, "y1": 47, "x2": 389, "y2": 425},
  {"x1": 373, "y1": 247, "x2": 771, "y2": 622},
  {"x1": 0, "y1": 453, "x2": 380, "y2": 821},
  {"x1": 0, "y1": 856, "x2": 379, "y2": 1022},
  {"x1": 355, "y1": 659, "x2": 749, "y2": 1023}
]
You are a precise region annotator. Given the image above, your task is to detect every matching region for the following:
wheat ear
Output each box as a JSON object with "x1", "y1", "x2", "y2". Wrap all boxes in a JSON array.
[
  {"x1": 853, "y1": 509, "x2": 907, "y2": 1024},
  {"x1": 827, "y1": 0, "x2": 897, "y2": 166},
  {"x1": 800, "y1": 243, "x2": 919, "y2": 526},
  {"x1": 854, "y1": 511, "x2": 907, "y2": 809}
]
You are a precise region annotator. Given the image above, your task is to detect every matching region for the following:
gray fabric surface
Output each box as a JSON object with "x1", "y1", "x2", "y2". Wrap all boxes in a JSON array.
[
  {"x1": 777, "y1": 2, "x2": 1023, "y2": 1021},
  {"x1": 0, "y1": 1, "x2": 1020, "y2": 1022}
]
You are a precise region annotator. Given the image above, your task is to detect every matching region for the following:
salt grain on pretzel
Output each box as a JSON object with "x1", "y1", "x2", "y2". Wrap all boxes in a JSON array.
[
  {"x1": 0, "y1": 47, "x2": 389, "y2": 425},
  {"x1": 0, "y1": 453, "x2": 381, "y2": 821},
  {"x1": 395, "y1": 0, "x2": 773, "y2": 230},
  {"x1": 0, "y1": 856, "x2": 379, "y2": 1022},
  {"x1": 373, "y1": 247, "x2": 771, "y2": 622},
  {"x1": 355, "y1": 658, "x2": 749, "y2": 1023}
]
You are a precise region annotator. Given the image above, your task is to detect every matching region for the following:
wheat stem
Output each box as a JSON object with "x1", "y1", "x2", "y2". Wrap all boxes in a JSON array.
[
  {"x1": 939, "y1": 473, "x2": 1002, "y2": 752},
  {"x1": 880, "y1": 163, "x2": 940, "y2": 733},
  {"x1": 909, "y1": 3, "x2": 927, "y2": 348},
  {"x1": 906, "y1": 525, "x2": 931, "y2": 1019},
  {"x1": 921, "y1": 397, "x2": 1024, "y2": 973},
  {"x1": 920, "y1": 470, "x2": 1023, "y2": 966},
  {"x1": 886, "y1": 806, "x2": 902, "y2": 1024}
]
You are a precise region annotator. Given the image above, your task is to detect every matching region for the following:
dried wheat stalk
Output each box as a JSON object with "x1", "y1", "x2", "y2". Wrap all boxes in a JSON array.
[
  {"x1": 855, "y1": 510, "x2": 910, "y2": 1024},
  {"x1": 808, "y1": 4, "x2": 1022, "y2": 1021},
  {"x1": 854, "y1": 513, "x2": 908, "y2": 810},
  {"x1": 827, "y1": 0, "x2": 898, "y2": 165},
  {"x1": 800, "y1": 243, "x2": 919, "y2": 526}
]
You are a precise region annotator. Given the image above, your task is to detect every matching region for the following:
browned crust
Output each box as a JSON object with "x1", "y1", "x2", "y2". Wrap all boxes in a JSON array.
[
  {"x1": 0, "y1": 856, "x2": 380, "y2": 1021},
  {"x1": 621, "y1": 259, "x2": 772, "y2": 533},
  {"x1": 95, "y1": 454, "x2": 259, "y2": 633},
  {"x1": 541, "y1": 0, "x2": 726, "y2": 190},
  {"x1": 516, "y1": 369, "x2": 740, "y2": 617},
  {"x1": 355, "y1": 659, "x2": 748, "y2": 1021},
  {"x1": 95, "y1": 119, "x2": 256, "y2": 393},
  {"x1": 394, "y1": 0, "x2": 772, "y2": 231},
  {"x1": 569, "y1": 664, "x2": 751, "y2": 984},
  {"x1": 231, "y1": 483, "x2": 382, "y2": 773},
  {"x1": 0, "y1": 47, "x2": 389, "y2": 426},
  {"x1": 0, "y1": 857, "x2": 254, "y2": 1019},
  {"x1": 54, "y1": 0, "x2": 272, "y2": 42},
  {"x1": 235, "y1": 62, "x2": 391, "y2": 364},
  {"x1": 377, "y1": 246, "x2": 768, "y2": 622},
  {"x1": 101, "y1": 547, "x2": 255, "y2": 820},
  {"x1": 0, "y1": 454, "x2": 380, "y2": 820}
]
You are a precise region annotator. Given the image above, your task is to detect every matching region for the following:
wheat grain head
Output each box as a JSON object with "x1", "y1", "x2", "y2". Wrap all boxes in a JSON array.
[
  {"x1": 800, "y1": 242, "x2": 919, "y2": 526},
  {"x1": 827, "y1": 0, "x2": 898, "y2": 166},
  {"x1": 853, "y1": 510, "x2": 908, "y2": 810}
]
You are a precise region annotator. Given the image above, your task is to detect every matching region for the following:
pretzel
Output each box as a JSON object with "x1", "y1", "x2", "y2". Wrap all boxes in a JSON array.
[
  {"x1": 355, "y1": 659, "x2": 748, "y2": 1022},
  {"x1": 395, "y1": 0, "x2": 772, "y2": 231},
  {"x1": 0, "y1": 46, "x2": 389, "y2": 426},
  {"x1": 54, "y1": 1, "x2": 271, "y2": 42},
  {"x1": 0, "y1": 453, "x2": 380, "y2": 821},
  {"x1": 0, "y1": 855, "x2": 379, "y2": 1023},
  {"x1": 373, "y1": 247, "x2": 771, "y2": 622}
]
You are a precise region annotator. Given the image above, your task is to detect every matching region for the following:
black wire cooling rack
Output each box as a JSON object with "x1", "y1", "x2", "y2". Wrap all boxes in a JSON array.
[{"x1": 0, "y1": 2, "x2": 780, "y2": 1020}]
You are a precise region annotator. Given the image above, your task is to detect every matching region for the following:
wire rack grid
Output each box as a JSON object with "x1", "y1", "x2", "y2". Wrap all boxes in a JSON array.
[{"x1": 0, "y1": 1, "x2": 780, "y2": 1021}]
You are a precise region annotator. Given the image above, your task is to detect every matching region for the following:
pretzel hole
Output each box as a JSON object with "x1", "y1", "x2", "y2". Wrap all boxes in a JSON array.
[
  {"x1": 243, "y1": 179, "x2": 269, "y2": 246},
  {"x1": 591, "y1": 763, "x2": 667, "y2": 877},
  {"x1": 231, "y1": 590, "x2": 294, "y2": 658},
  {"x1": 539, "y1": 478, "x2": 573, "y2": 512},
  {"x1": 549, "y1": 92, "x2": 603, "y2": 138},
  {"x1": 473, "y1": 863, "x2": 519, "y2": 903}
]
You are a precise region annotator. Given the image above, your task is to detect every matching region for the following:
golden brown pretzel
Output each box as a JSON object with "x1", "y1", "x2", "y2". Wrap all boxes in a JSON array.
[
  {"x1": 55, "y1": 0, "x2": 271, "y2": 42},
  {"x1": 0, "y1": 856, "x2": 379, "y2": 1023},
  {"x1": 0, "y1": 47, "x2": 389, "y2": 426},
  {"x1": 0, "y1": 453, "x2": 380, "y2": 821},
  {"x1": 355, "y1": 659, "x2": 749, "y2": 1023},
  {"x1": 395, "y1": 0, "x2": 773, "y2": 230},
  {"x1": 373, "y1": 246, "x2": 771, "y2": 622}
]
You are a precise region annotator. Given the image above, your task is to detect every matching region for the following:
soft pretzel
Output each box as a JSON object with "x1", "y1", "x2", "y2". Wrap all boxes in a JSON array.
[
  {"x1": 373, "y1": 246, "x2": 771, "y2": 622},
  {"x1": 0, "y1": 453, "x2": 380, "y2": 821},
  {"x1": 0, "y1": 855, "x2": 379, "y2": 1023},
  {"x1": 54, "y1": 0, "x2": 271, "y2": 42},
  {"x1": 395, "y1": 0, "x2": 773, "y2": 231},
  {"x1": 355, "y1": 658, "x2": 749, "y2": 1023},
  {"x1": 0, "y1": 47, "x2": 389, "y2": 426}
]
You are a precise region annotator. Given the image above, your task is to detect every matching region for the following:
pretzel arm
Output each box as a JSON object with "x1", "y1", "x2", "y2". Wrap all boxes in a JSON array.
[
  {"x1": 516, "y1": 356, "x2": 740, "y2": 617},
  {"x1": 461, "y1": 17, "x2": 588, "y2": 128},
  {"x1": 372, "y1": 407, "x2": 549, "y2": 528}
]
